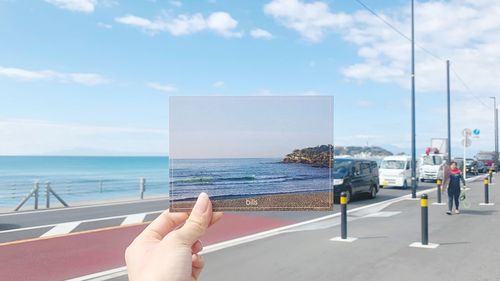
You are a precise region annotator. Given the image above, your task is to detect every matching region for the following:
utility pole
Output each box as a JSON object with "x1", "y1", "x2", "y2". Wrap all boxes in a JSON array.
[
  {"x1": 447, "y1": 60, "x2": 451, "y2": 164},
  {"x1": 490, "y1": 97, "x2": 498, "y2": 171},
  {"x1": 411, "y1": 0, "x2": 417, "y2": 198}
]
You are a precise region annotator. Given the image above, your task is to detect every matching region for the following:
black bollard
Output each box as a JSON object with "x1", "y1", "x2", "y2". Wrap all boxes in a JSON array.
[
  {"x1": 340, "y1": 192, "x2": 347, "y2": 239},
  {"x1": 421, "y1": 194, "x2": 429, "y2": 245},
  {"x1": 436, "y1": 179, "x2": 442, "y2": 204},
  {"x1": 484, "y1": 177, "x2": 490, "y2": 204}
]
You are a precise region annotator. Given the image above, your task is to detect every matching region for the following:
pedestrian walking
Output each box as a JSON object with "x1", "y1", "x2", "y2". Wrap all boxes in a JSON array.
[{"x1": 444, "y1": 161, "x2": 466, "y2": 215}]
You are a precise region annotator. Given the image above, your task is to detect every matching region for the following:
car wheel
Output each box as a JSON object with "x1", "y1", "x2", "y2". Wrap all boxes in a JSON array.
[
  {"x1": 369, "y1": 184, "x2": 377, "y2": 198},
  {"x1": 403, "y1": 180, "x2": 408, "y2": 190}
]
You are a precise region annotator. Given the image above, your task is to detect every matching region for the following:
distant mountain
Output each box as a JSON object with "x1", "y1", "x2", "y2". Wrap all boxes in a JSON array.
[
  {"x1": 335, "y1": 146, "x2": 394, "y2": 158},
  {"x1": 283, "y1": 145, "x2": 393, "y2": 167}
]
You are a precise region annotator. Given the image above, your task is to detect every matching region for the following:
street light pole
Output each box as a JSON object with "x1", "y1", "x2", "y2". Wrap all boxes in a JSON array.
[
  {"x1": 491, "y1": 97, "x2": 499, "y2": 171},
  {"x1": 447, "y1": 60, "x2": 451, "y2": 165},
  {"x1": 411, "y1": 0, "x2": 417, "y2": 198}
]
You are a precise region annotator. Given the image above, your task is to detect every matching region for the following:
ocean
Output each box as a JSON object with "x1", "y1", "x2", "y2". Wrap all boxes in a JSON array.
[
  {"x1": 0, "y1": 156, "x2": 332, "y2": 209},
  {"x1": 0, "y1": 156, "x2": 169, "y2": 209},
  {"x1": 170, "y1": 158, "x2": 332, "y2": 201}
]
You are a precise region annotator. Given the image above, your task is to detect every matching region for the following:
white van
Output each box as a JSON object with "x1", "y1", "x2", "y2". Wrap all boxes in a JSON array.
[{"x1": 379, "y1": 156, "x2": 412, "y2": 189}]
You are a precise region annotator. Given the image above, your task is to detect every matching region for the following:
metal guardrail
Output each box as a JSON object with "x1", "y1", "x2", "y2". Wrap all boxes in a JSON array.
[{"x1": 0, "y1": 177, "x2": 168, "y2": 211}]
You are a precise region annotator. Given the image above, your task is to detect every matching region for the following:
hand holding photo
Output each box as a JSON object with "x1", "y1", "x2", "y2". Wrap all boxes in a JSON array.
[{"x1": 169, "y1": 96, "x2": 334, "y2": 211}]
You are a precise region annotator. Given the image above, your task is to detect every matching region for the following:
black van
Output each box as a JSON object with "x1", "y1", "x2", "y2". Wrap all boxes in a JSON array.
[{"x1": 333, "y1": 158, "x2": 379, "y2": 203}]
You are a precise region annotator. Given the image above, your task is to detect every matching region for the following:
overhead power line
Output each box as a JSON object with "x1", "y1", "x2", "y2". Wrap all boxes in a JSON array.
[{"x1": 352, "y1": 0, "x2": 490, "y2": 109}]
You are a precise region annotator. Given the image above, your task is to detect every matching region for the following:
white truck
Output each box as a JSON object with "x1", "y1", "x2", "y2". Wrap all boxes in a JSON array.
[
  {"x1": 419, "y1": 138, "x2": 448, "y2": 182},
  {"x1": 379, "y1": 155, "x2": 413, "y2": 189}
]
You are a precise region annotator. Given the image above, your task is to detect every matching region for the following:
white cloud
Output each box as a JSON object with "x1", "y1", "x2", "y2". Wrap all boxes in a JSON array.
[
  {"x1": 146, "y1": 82, "x2": 177, "y2": 93},
  {"x1": 265, "y1": 0, "x2": 500, "y2": 95},
  {"x1": 0, "y1": 119, "x2": 168, "y2": 155},
  {"x1": 213, "y1": 81, "x2": 224, "y2": 88},
  {"x1": 250, "y1": 28, "x2": 273, "y2": 39},
  {"x1": 264, "y1": 0, "x2": 351, "y2": 42},
  {"x1": 45, "y1": 0, "x2": 97, "y2": 13},
  {"x1": 0, "y1": 66, "x2": 109, "y2": 86},
  {"x1": 206, "y1": 12, "x2": 243, "y2": 38},
  {"x1": 115, "y1": 12, "x2": 243, "y2": 38}
]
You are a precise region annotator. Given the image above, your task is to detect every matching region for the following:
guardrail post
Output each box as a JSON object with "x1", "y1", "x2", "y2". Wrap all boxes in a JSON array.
[
  {"x1": 34, "y1": 181, "x2": 39, "y2": 210},
  {"x1": 14, "y1": 181, "x2": 40, "y2": 211},
  {"x1": 46, "y1": 182, "x2": 50, "y2": 209},
  {"x1": 140, "y1": 177, "x2": 146, "y2": 200}
]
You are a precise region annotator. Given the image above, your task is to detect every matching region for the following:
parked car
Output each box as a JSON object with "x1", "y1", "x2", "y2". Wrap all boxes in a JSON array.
[
  {"x1": 379, "y1": 155, "x2": 413, "y2": 189},
  {"x1": 333, "y1": 158, "x2": 379, "y2": 203},
  {"x1": 476, "y1": 151, "x2": 497, "y2": 171},
  {"x1": 465, "y1": 158, "x2": 485, "y2": 175},
  {"x1": 453, "y1": 158, "x2": 485, "y2": 175}
]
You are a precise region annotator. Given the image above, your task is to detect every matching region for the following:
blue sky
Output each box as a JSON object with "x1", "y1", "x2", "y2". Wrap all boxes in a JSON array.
[
  {"x1": 0, "y1": 0, "x2": 499, "y2": 156},
  {"x1": 170, "y1": 96, "x2": 333, "y2": 158}
]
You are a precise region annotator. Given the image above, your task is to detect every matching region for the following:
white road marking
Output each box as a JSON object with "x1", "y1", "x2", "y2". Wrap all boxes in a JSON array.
[
  {"x1": 409, "y1": 242, "x2": 439, "y2": 249},
  {"x1": 121, "y1": 213, "x2": 146, "y2": 225},
  {"x1": 0, "y1": 210, "x2": 162, "y2": 235},
  {"x1": 41, "y1": 222, "x2": 81, "y2": 237},
  {"x1": 330, "y1": 237, "x2": 358, "y2": 242}
]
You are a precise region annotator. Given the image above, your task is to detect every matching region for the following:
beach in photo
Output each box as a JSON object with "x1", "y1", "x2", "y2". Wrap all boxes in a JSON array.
[{"x1": 169, "y1": 96, "x2": 334, "y2": 211}]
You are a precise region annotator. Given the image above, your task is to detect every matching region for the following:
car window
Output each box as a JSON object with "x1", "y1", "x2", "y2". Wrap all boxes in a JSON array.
[{"x1": 360, "y1": 162, "x2": 370, "y2": 175}]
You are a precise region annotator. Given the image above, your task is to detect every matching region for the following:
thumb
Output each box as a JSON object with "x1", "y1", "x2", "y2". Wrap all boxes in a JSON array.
[{"x1": 174, "y1": 192, "x2": 212, "y2": 246}]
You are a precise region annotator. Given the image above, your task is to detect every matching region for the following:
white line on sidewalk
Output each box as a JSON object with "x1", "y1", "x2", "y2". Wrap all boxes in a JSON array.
[
  {"x1": 0, "y1": 210, "x2": 162, "y2": 235},
  {"x1": 41, "y1": 222, "x2": 81, "y2": 237},
  {"x1": 121, "y1": 213, "x2": 147, "y2": 226}
]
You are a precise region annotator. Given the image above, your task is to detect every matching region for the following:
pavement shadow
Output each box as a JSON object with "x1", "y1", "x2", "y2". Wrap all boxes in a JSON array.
[
  {"x1": 439, "y1": 241, "x2": 472, "y2": 246},
  {"x1": 460, "y1": 210, "x2": 497, "y2": 216},
  {"x1": 0, "y1": 224, "x2": 20, "y2": 231}
]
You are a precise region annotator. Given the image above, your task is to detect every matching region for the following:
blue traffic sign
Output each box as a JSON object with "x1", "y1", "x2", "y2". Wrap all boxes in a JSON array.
[{"x1": 473, "y1": 129, "x2": 480, "y2": 135}]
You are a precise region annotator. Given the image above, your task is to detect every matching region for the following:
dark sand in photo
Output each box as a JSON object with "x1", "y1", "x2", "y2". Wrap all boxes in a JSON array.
[{"x1": 171, "y1": 191, "x2": 334, "y2": 212}]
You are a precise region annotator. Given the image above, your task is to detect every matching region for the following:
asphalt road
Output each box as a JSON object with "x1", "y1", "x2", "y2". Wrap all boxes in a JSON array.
[
  {"x1": 98, "y1": 176, "x2": 498, "y2": 281},
  {"x1": 0, "y1": 182, "x2": 436, "y2": 244}
]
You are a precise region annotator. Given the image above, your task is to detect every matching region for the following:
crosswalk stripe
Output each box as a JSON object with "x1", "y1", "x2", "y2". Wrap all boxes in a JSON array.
[
  {"x1": 41, "y1": 222, "x2": 81, "y2": 237},
  {"x1": 121, "y1": 213, "x2": 146, "y2": 225}
]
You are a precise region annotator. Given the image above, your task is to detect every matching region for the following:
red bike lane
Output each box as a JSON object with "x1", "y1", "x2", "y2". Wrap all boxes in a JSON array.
[{"x1": 0, "y1": 214, "x2": 294, "y2": 281}]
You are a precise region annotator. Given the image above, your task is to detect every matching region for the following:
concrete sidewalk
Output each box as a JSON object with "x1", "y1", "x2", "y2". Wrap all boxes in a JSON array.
[{"x1": 199, "y1": 178, "x2": 499, "y2": 281}]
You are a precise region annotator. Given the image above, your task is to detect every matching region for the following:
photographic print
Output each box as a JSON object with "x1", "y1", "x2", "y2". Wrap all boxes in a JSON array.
[{"x1": 169, "y1": 96, "x2": 334, "y2": 211}]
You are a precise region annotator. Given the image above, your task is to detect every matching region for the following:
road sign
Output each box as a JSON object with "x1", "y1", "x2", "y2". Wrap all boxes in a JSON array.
[
  {"x1": 462, "y1": 128, "x2": 472, "y2": 137},
  {"x1": 473, "y1": 129, "x2": 480, "y2": 135},
  {"x1": 462, "y1": 138, "x2": 472, "y2": 147}
]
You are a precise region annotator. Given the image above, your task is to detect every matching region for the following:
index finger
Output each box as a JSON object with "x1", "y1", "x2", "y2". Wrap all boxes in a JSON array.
[{"x1": 137, "y1": 209, "x2": 189, "y2": 242}]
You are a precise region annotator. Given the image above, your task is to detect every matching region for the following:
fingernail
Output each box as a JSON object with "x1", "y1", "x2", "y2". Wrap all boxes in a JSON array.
[{"x1": 193, "y1": 192, "x2": 209, "y2": 215}]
